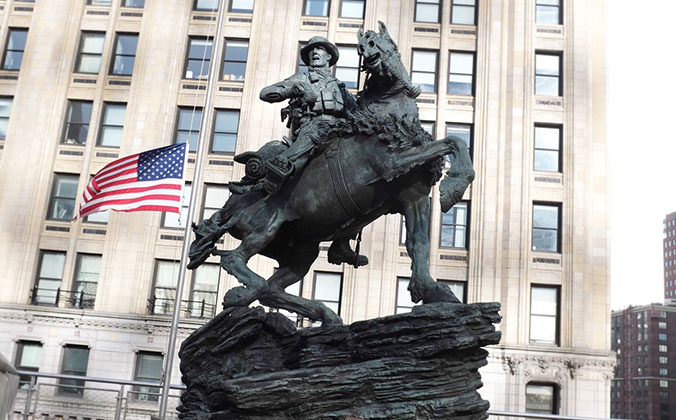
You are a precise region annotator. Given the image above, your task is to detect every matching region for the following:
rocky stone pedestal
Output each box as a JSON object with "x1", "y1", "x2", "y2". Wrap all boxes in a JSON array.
[{"x1": 178, "y1": 302, "x2": 501, "y2": 420}]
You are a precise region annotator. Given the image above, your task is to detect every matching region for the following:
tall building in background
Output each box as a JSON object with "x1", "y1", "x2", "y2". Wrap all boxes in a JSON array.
[
  {"x1": 664, "y1": 212, "x2": 676, "y2": 303},
  {"x1": 611, "y1": 304, "x2": 676, "y2": 420},
  {"x1": 0, "y1": 0, "x2": 612, "y2": 418}
]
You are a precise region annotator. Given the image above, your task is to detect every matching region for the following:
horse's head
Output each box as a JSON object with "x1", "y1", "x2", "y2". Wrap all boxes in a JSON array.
[{"x1": 358, "y1": 22, "x2": 420, "y2": 98}]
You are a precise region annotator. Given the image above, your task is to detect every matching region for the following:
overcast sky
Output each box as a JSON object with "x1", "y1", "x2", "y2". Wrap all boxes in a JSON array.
[{"x1": 608, "y1": 1, "x2": 676, "y2": 309}]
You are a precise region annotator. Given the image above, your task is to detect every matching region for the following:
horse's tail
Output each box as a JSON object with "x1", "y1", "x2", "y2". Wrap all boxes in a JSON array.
[{"x1": 439, "y1": 136, "x2": 476, "y2": 213}]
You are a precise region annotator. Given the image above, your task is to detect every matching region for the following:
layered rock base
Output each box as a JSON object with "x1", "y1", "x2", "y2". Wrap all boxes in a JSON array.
[{"x1": 178, "y1": 302, "x2": 501, "y2": 420}]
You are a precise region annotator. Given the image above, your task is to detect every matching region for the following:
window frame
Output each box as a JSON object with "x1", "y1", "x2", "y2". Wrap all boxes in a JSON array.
[
  {"x1": 303, "y1": 0, "x2": 331, "y2": 17},
  {"x1": 533, "y1": 123, "x2": 562, "y2": 173},
  {"x1": 193, "y1": 0, "x2": 219, "y2": 11},
  {"x1": 2, "y1": 27, "x2": 28, "y2": 71},
  {"x1": 437, "y1": 279, "x2": 467, "y2": 303},
  {"x1": 183, "y1": 36, "x2": 213, "y2": 81},
  {"x1": 188, "y1": 263, "x2": 221, "y2": 318},
  {"x1": 414, "y1": 0, "x2": 441, "y2": 24},
  {"x1": 201, "y1": 183, "x2": 230, "y2": 220},
  {"x1": 14, "y1": 340, "x2": 42, "y2": 388},
  {"x1": 121, "y1": 0, "x2": 145, "y2": 7},
  {"x1": 525, "y1": 382, "x2": 560, "y2": 414},
  {"x1": 395, "y1": 277, "x2": 417, "y2": 314},
  {"x1": 334, "y1": 44, "x2": 360, "y2": 90},
  {"x1": 445, "y1": 122, "x2": 473, "y2": 160},
  {"x1": 229, "y1": 0, "x2": 254, "y2": 13},
  {"x1": 58, "y1": 344, "x2": 90, "y2": 396},
  {"x1": 339, "y1": 0, "x2": 364, "y2": 19},
  {"x1": 210, "y1": 109, "x2": 240, "y2": 154},
  {"x1": 74, "y1": 31, "x2": 106, "y2": 74},
  {"x1": 150, "y1": 260, "x2": 180, "y2": 315},
  {"x1": 221, "y1": 39, "x2": 249, "y2": 82},
  {"x1": 529, "y1": 284, "x2": 561, "y2": 345},
  {"x1": 0, "y1": 96, "x2": 12, "y2": 140},
  {"x1": 174, "y1": 106, "x2": 203, "y2": 153},
  {"x1": 109, "y1": 32, "x2": 139, "y2": 76},
  {"x1": 61, "y1": 100, "x2": 93, "y2": 145},
  {"x1": 532, "y1": 202, "x2": 562, "y2": 253},
  {"x1": 439, "y1": 200, "x2": 470, "y2": 249},
  {"x1": 96, "y1": 102, "x2": 127, "y2": 148},
  {"x1": 71, "y1": 253, "x2": 101, "y2": 309},
  {"x1": 161, "y1": 182, "x2": 191, "y2": 229},
  {"x1": 535, "y1": 0, "x2": 562, "y2": 25},
  {"x1": 450, "y1": 0, "x2": 477, "y2": 25},
  {"x1": 410, "y1": 49, "x2": 438, "y2": 94},
  {"x1": 312, "y1": 271, "x2": 343, "y2": 316},
  {"x1": 47, "y1": 173, "x2": 79, "y2": 221},
  {"x1": 534, "y1": 51, "x2": 563, "y2": 97},
  {"x1": 132, "y1": 351, "x2": 163, "y2": 401},
  {"x1": 32, "y1": 251, "x2": 66, "y2": 306},
  {"x1": 448, "y1": 50, "x2": 476, "y2": 96}
]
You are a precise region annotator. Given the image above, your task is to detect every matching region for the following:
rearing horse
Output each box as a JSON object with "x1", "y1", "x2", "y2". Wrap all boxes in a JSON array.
[{"x1": 188, "y1": 22, "x2": 475, "y2": 325}]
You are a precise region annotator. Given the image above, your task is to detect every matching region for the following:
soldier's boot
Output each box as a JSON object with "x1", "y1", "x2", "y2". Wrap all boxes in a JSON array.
[{"x1": 262, "y1": 135, "x2": 316, "y2": 194}]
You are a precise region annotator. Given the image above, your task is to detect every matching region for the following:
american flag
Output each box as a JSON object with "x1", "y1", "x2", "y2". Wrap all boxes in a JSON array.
[{"x1": 75, "y1": 143, "x2": 187, "y2": 220}]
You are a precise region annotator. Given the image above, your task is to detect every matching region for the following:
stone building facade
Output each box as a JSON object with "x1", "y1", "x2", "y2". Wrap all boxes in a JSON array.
[
  {"x1": 0, "y1": 0, "x2": 612, "y2": 417},
  {"x1": 664, "y1": 212, "x2": 676, "y2": 303},
  {"x1": 611, "y1": 304, "x2": 676, "y2": 420}
]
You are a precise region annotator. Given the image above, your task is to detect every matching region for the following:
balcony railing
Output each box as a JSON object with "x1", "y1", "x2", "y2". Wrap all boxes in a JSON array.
[
  {"x1": 147, "y1": 296, "x2": 217, "y2": 319},
  {"x1": 30, "y1": 286, "x2": 95, "y2": 309}
]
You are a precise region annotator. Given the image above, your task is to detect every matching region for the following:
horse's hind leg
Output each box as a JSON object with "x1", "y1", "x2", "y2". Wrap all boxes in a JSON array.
[
  {"x1": 259, "y1": 242, "x2": 343, "y2": 325},
  {"x1": 402, "y1": 196, "x2": 461, "y2": 305}
]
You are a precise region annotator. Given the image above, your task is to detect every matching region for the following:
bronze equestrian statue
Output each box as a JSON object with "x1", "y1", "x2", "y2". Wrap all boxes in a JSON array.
[{"x1": 188, "y1": 22, "x2": 475, "y2": 325}]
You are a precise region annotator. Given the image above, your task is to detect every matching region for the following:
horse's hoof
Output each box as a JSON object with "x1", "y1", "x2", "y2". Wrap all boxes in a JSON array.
[
  {"x1": 422, "y1": 282, "x2": 461, "y2": 304},
  {"x1": 355, "y1": 255, "x2": 369, "y2": 267},
  {"x1": 320, "y1": 314, "x2": 344, "y2": 326},
  {"x1": 222, "y1": 286, "x2": 260, "y2": 309}
]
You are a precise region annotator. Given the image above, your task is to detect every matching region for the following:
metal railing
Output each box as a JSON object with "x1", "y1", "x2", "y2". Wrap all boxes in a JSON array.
[
  {"x1": 30, "y1": 287, "x2": 96, "y2": 309},
  {"x1": 13, "y1": 370, "x2": 184, "y2": 420},
  {"x1": 146, "y1": 296, "x2": 216, "y2": 319},
  {"x1": 487, "y1": 410, "x2": 627, "y2": 420}
]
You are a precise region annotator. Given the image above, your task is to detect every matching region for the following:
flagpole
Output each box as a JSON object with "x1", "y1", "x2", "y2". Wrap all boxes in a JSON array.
[{"x1": 158, "y1": 0, "x2": 226, "y2": 417}]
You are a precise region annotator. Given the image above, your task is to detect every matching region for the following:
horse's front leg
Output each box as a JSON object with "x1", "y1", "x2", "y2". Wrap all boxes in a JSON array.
[
  {"x1": 402, "y1": 197, "x2": 461, "y2": 304},
  {"x1": 380, "y1": 136, "x2": 466, "y2": 181}
]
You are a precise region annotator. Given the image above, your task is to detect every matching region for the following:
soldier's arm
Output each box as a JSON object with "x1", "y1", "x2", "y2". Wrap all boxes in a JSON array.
[
  {"x1": 341, "y1": 85, "x2": 358, "y2": 111},
  {"x1": 260, "y1": 74, "x2": 307, "y2": 103}
]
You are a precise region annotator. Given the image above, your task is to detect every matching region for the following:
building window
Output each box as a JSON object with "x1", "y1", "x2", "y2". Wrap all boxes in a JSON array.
[
  {"x1": 304, "y1": 0, "x2": 330, "y2": 16},
  {"x1": 297, "y1": 43, "x2": 309, "y2": 74},
  {"x1": 534, "y1": 125, "x2": 561, "y2": 172},
  {"x1": 97, "y1": 103, "x2": 126, "y2": 148},
  {"x1": 440, "y1": 201, "x2": 469, "y2": 248},
  {"x1": 659, "y1": 321, "x2": 667, "y2": 329},
  {"x1": 659, "y1": 333, "x2": 668, "y2": 341},
  {"x1": 396, "y1": 277, "x2": 418, "y2": 314},
  {"x1": 451, "y1": 0, "x2": 476, "y2": 25},
  {"x1": 132, "y1": 352, "x2": 163, "y2": 401},
  {"x1": 660, "y1": 356, "x2": 668, "y2": 364},
  {"x1": 175, "y1": 107, "x2": 202, "y2": 152},
  {"x1": 202, "y1": 184, "x2": 230, "y2": 219},
  {"x1": 532, "y1": 203, "x2": 561, "y2": 253},
  {"x1": 0, "y1": 96, "x2": 12, "y2": 140},
  {"x1": 162, "y1": 183, "x2": 191, "y2": 228},
  {"x1": 660, "y1": 368, "x2": 669, "y2": 376},
  {"x1": 151, "y1": 261, "x2": 179, "y2": 315},
  {"x1": 420, "y1": 121, "x2": 435, "y2": 136},
  {"x1": 110, "y1": 33, "x2": 138, "y2": 76},
  {"x1": 59, "y1": 345, "x2": 90, "y2": 396},
  {"x1": 184, "y1": 37, "x2": 212, "y2": 80},
  {"x1": 446, "y1": 123, "x2": 473, "y2": 153},
  {"x1": 194, "y1": 0, "x2": 218, "y2": 11},
  {"x1": 2, "y1": 28, "x2": 28, "y2": 70},
  {"x1": 313, "y1": 272, "x2": 342, "y2": 315},
  {"x1": 536, "y1": 0, "x2": 561, "y2": 25},
  {"x1": 230, "y1": 0, "x2": 254, "y2": 13},
  {"x1": 222, "y1": 40, "x2": 248, "y2": 81},
  {"x1": 14, "y1": 341, "x2": 42, "y2": 389},
  {"x1": 529, "y1": 285, "x2": 559, "y2": 345},
  {"x1": 525, "y1": 383, "x2": 559, "y2": 414},
  {"x1": 411, "y1": 50, "x2": 437, "y2": 93},
  {"x1": 190, "y1": 263, "x2": 220, "y2": 318},
  {"x1": 48, "y1": 174, "x2": 79, "y2": 221},
  {"x1": 74, "y1": 32, "x2": 105, "y2": 74},
  {"x1": 87, "y1": 0, "x2": 112, "y2": 5},
  {"x1": 335, "y1": 46, "x2": 359, "y2": 89},
  {"x1": 415, "y1": 0, "x2": 440, "y2": 23},
  {"x1": 33, "y1": 251, "x2": 66, "y2": 306},
  {"x1": 62, "y1": 100, "x2": 93, "y2": 145},
  {"x1": 438, "y1": 279, "x2": 466, "y2": 303},
  {"x1": 660, "y1": 344, "x2": 668, "y2": 352},
  {"x1": 448, "y1": 51, "x2": 474, "y2": 95},
  {"x1": 535, "y1": 52, "x2": 562, "y2": 96},
  {"x1": 340, "y1": 0, "x2": 364, "y2": 18},
  {"x1": 661, "y1": 380, "x2": 669, "y2": 388},
  {"x1": 212, "y1": 110, "x2": 240, "y2": 153},
  {"x1": 72, "y1": 254, "x2": 101, "y2": 309},
  {"x1": 122, "y1": 0, "x2": 145, "y2": 7}
]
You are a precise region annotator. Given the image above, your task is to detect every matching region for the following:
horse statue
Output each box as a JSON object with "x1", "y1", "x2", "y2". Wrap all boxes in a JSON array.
[{"x1": 187, "y1": 22, "x2": 475, "y2": 325}]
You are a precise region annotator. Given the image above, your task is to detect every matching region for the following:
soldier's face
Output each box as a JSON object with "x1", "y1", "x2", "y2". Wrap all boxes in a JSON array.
[{"x1": 310, "y1": 46, "x2": 330, "y2": 68}]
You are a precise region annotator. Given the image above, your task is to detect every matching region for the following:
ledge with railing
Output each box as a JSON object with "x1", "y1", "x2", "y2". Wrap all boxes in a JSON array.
[
  {"x1": 29, "y1": 287, "x2": 96, "y2": 309},
  {"x1": 146, "y1": 296, "x2": 217, "y2": 319}
]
